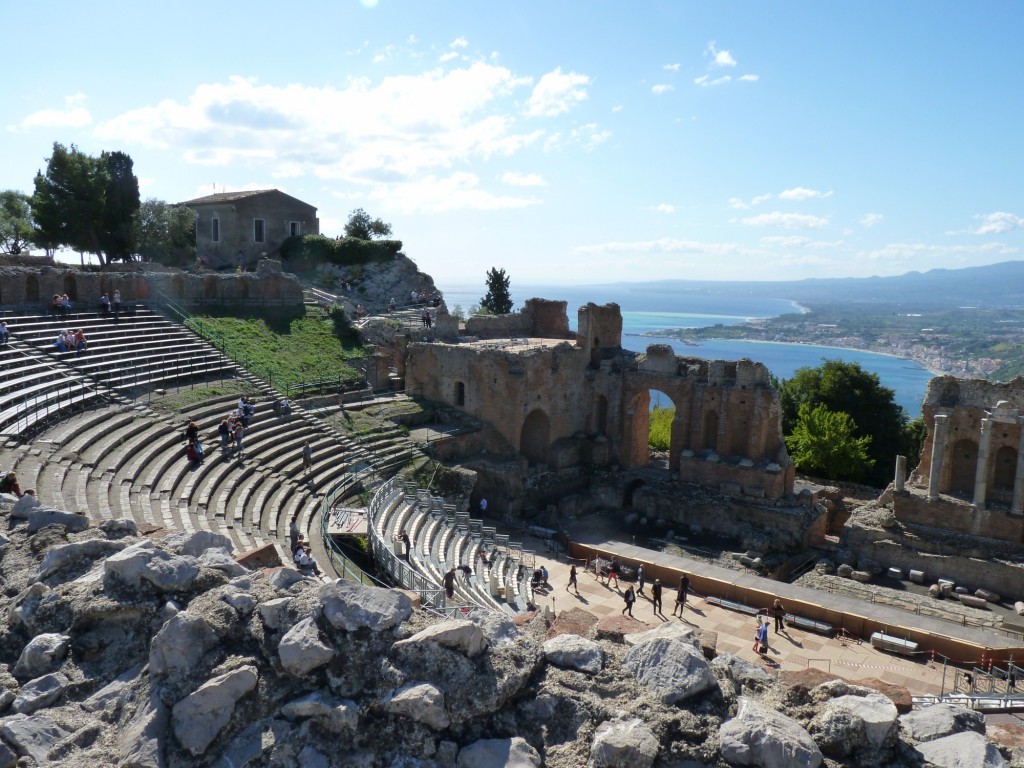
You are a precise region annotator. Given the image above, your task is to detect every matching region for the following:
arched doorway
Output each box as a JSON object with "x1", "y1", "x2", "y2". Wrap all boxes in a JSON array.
[
  {"x1": 520, "y1": 409, "x2": 550, "y2": 466},
  {"x1": 622, "y1": 478, "x2": 646, "y2": 509},
  {"x1": 455, "y1": 381, "x2": 465, "y2": 406},
  {"x1": 62, "y1": 274, "x2": 77, "y2": 300},
  {"x1": 993, "y1": 445, "x2": 1017, "y2": 502},
  {"x1": 948, "y1": 438, "x2": 978, "y2": 496}
]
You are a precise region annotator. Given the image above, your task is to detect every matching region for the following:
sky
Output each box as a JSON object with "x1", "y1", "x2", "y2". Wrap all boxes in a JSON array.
[{"x1": 3, "y1": 1, "x2": 1023, "y2": 287}]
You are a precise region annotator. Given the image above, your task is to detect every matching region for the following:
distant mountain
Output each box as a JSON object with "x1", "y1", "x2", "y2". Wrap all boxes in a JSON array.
[{"x1": 620, "y1": 260, "x2": 1024, "y2": 309}]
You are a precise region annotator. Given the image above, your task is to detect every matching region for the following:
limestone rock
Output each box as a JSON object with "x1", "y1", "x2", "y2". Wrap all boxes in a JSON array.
[
  {"x1": 809, "y1": 691, "x2": 899, "y2": 757},
  {"x1": 622, "y1": 636, "x2": 717, "y2": 705},
  {"x1": 542, "y1": 634, "x2": 604, "y2": 674},
  {"x1": 281, "y1": 691, "x2": 358, "y2": 732},
  {"x1": 320, "y1": 579, "x2": 412, "y2": 633},
  {"x1": 104, "y1": 540, "x2": 201, "y2": 592},
  {"x1": 171, "y1": 665, "x2": 258, "y2": 756},
  {"x1": 0, "y1": 713, "x2": 71, "y2": 765},
  {"x1": 149, "y1": 611, "x2": 219, "y2": 678},
  {"x1": 33, "y1": 538, "x2": 131, "y2": 582},
  {"x1": 10, "y1": 492, "x2": 40, "y2": 518},
  {"x1": 469, "y1": 611, "x2": 521, "y2": 647},
  {"x1": 220, "y1": 586, "x2": 256, "y2": 615},
  {"x1": 457, "y1": 737, "x2": 541, "y2": 768},
  {"x1": 99, "y1": 518, "x2": 138, "y2": 538},
  {"x1": 197, "y1": 547, "x2": 247, "y2": 578},
  {"x1": 623, "y1": 621, "x2": 700, "y2": 650},
  {"x1": 83, "y1": 665, "x2": 143, "y2": 718},
  {"x1": 385, "y1": 682, "x2": 450, "y2": 730},
  {"x1": 13, "y1": 633, "x2": 70, "y2": 680},
  {"x1": 712, "y1": 652, "x2": 774, "y2": 690},
  {"x1": 268, "y1": 567, "x2": 309, "y2": 592},
  {"x1": 837, "y1": 563, "x2": 854, "y2": 578},
  {"x1": 279, "y1": 617, "x2": 334, "y2": 676},
  {"x1": 173, "y1": 530, "x2": 233, "y2": 557},
  {"x1": 258, "y1": 597, "x2": 292, "y2": 631},
  {"x1": 719, "y1": 697, "x2": 822, "y2": 768},
  {"x1": 117, "y1": 689, "x2": 168, "y2": 768},
  {"x1": 855, "y1": 677, "x2": 913, "y2": 714},
  {"x1": 0, "y1": 740, "x2": 14, "y2": 768},
  {"x1": 590, "y1": 718, "x2": 659, "y2": 768},
  {"x1": 899, "y1": 702, "x2": 985, "y2": 744},
  {"x1": 546, "y1": 607, "x2": 599, "y2": 639},
  {"x1": 12, "y1": 672, "x2": 69, "y2": 714},
  {"x1": 595, "y1": 614, "x2": 653, "y2": 642},
  {"x1": 26, "y1": 507, "x2": 90, "y2": 534},
  {"x1": 393, "y1": 620, "x2": 487, "y2": 659},
  {"x1": 915, "y1": 730, "x2": 1008, "y2": 767},
  {"x1": 5, "y1": 583, "x2": 47, "y2": 632}
]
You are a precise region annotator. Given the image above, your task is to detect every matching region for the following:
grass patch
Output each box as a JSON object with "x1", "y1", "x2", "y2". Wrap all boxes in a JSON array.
[
  {"x1": 151, "y1": 382, "x2": 259, "y2": 412},
  {"x1": 649, "y1": 405, "x2": 674, "y2": 450},
  {"x1": 185, "y1": 305, "x2": 367, "y2": 392}
]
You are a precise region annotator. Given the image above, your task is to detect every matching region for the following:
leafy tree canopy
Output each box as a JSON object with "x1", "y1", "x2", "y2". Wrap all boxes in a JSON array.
[
  {"x1": 30, "y1": 142, "x2": 140, "y2": 265},
  {"x1": 0, "y1": 190, "x2": 34, "y2": 256},
  {"x1": 480, "y1": 267, "x2": 513, "y2": 315},
  {"x1": 776, "y1": 359, "x2": 915, "y2": 486},
  {"x1": 343, "y1": 208, "x2": 392, "y2": 240},
  {"x1": 785, "y1": 403, "x2": 874, "y2": 481},
  {"x1": 133, "y1": 199, "x2": 196, "y2": 266}
]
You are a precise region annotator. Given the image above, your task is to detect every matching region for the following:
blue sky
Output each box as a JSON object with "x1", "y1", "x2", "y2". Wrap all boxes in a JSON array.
[{"x1": 3, "y1": 1, "x2": 1023, "y2": 286}]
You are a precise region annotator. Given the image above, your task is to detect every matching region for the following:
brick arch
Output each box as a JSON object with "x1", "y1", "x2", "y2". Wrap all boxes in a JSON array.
[{"x1": 520, "y1": 408, "x2": 550, "y2": 466}]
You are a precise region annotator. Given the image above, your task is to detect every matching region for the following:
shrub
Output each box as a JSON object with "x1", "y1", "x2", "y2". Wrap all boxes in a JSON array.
[
  {"x1": 280, "y1": 234, "x2": 402, "y2": 267},
  {"x1": 649, "y1": 406, "x2": 674, "y2": 451}
]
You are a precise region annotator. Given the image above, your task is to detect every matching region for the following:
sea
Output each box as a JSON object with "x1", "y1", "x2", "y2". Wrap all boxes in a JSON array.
[{"x1": 439, "y1": 283, "x2": 937, "y2": 415}]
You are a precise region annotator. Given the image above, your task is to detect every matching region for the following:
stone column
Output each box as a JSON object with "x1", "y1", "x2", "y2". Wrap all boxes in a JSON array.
[
  {"x1": 973, "y1": 418, "x2": 993, "y2": 508},
  {"x1": 1011, "y1": 417, "x2": 1024, "y2": 514},
  {"x1": 894, "y1": 455, "x2": 907, "y2": 492},
  {"x1": 928, "y1": 414, "x2": 950, "y2": 501}
]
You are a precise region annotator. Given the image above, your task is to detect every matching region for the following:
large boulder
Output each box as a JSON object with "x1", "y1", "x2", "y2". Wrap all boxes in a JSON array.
[
  {"x1": 543, "y1": 634, "x2": 604, "y2": 675},
  {"x1": 622, "y1": 621, "x2": 700, "y2": 649},
  {"x1": 26, "y1": 507, "x2": 90, "y2": 534},
  {"x1": 590, "y1": 718, "x2": 659, "y2": 768},
  {"x1": 320, "y1": 580, "x2": 412, "y2": 633},
  {"x1": 457, "y1": 737, "x2": 541, "y2": 768},
  {"x1": 32, "y1": 538, "x2": 132, "y2": 582},
  {"x1": 171, "y1": 665, "x2": 258, "y2": 756},
  {"x1": 915, "y1": 730, "x2": 1008, "y2": 767},
  {"x1": 278, "y1": 617, "x2": 334, "y2": 676},
  {"x1": 149, "y1": 611, "x2": 219, "y2": 678},
  {"x1": 118, "y1": 690, "x2": 169, "y2": 768},
  {"x1": 258, "y1": 597, "x2": 292, "y2": 631},
  {"x1": 0, "y1": 713, "x2": 71, "y2": 765},
  {"x1": 809, "y1": 691, "x2": 899, "y2": 758},
  {"x1": 622, "y1": 636, "x2": 717, "y2": 704},
  {"x1": 900, "y1": 702, "x2": 986, "y2": 744},
  {"x1": 392, "y1": 620, "x2": 487, "y2": 659},
  {"x1": 280, "y1": 691, "x2": 358, "y2": 732},
  {"x1": 104, "y1": 540, "x2": 200, "y2": 592},
  {"x1": 711, "y1": 653, "x2": 774, "y2": 691},
  {"x1": 13, "y1": 633, "x2": 70, "y2": 680},
  {"x1": 384, "y1": 682, "x2": 450, "y2": 730},
  {"x1": 172, "y1": 530, "x2": 233, "y2": 557},
  {"x1": 197, "y1": 548, "x2": 247, "y2": 578},
  {"x1": 12, "y1": 673, "x2": 69, "y2": 714},
  {"x1": 719, "y1": 697, "x2": 823, "y2": 768}
]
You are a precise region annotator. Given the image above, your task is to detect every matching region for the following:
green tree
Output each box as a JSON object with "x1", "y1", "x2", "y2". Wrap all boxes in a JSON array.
[
  {"x1": 0, "y1": 191, "x2": 34, "y2": 255},
  {"x1": 343, "y1": 208, "x2": 392, "y2": 240},
  {"x1": 98, "y1": 150, "x2": 140, "y2": 262},
  {"x1": 31, "y1": 143, "x2": 106, "y2": 262},
  {"x1": 785, "y1": 403, "x2": 874, "y2": 480},
  {"x1": 777, "y1": 359, "x2": 913, "y2": 486},
  {"x1": 480, "y1": 267, "x2": 513, "y2": 315},
  {"x1": 649, "y1": 405, "x2": 674, "y2": 451},
  {"x1": 133, "y1": 199, "x2": 196, "y2": 265}
]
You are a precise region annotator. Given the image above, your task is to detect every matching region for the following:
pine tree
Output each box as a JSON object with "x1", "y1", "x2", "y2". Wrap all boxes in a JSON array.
[{"x1": 480, "y1": 267, "x2": 513, "y2": 315}]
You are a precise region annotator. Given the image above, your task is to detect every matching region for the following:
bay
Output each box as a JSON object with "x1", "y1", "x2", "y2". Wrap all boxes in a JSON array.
[{"x1": 439, "y1": 283, "x2": 935, "y2": 415}]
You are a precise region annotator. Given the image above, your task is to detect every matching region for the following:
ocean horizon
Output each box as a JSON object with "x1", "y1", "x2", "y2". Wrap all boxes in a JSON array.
[{"x1": 439, "y1": 282, "x2": 935, "y2": 415}]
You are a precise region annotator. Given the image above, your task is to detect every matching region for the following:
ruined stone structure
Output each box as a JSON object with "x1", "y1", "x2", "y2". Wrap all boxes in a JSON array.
[
  {"x1": 405, "y1": 299, "x2": 794, "y2": 501},
  {"x1": 0, "y1": 261, "x2": 304, "y2": 309},
  {"x1": 899, "y1": 375, "x2": 1024, "y2": 544}
]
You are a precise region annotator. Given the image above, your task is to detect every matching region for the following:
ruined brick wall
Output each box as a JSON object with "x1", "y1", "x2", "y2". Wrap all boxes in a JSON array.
[
  {"x1": 464, "y1": 298, "x2": 571, "y2": 339},
  {"x1": 577, "y1": 302, "x2": 622, "y2": 364},
  {"x1": 893, "y1": 491, "x2": 1023, "y2": 542}
]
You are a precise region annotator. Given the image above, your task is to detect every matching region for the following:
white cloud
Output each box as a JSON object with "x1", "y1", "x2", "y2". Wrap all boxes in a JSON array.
[
  {"x1": 95, "y1": 66, "x2": 555, "y2": 187},
  {"x1": 706, "y1": 42, "x2": 737, "y2": 68},
  {"x1": 751, "y1": 193, "x2": 772, "y2": 206},
  {"x1": 739, "y1": 74, "x2": 759, "y2": 82},
  {"x1": 450, "y1": 36, "x2": 469, "y2": 49},
  {"x1": 760, "y1": 235, "x2": 847, "y2": 250},
  {"x1": 728, "y1": 197, "x2": 749, "y2": 210},
  {"x1": 612, "y1": 104, "x2": 624, "y2": 112},
  {"x1": 741, "y1": 212, "x2": 829, "y2": 230},
  {"x1": 860, "y1": 212, "x2": 884, "y2": 228},
  {"x1": 371, "y1": 172, "x2": 540, "y2": 214},
  {"x1": 859, "y1": 241, "x2": 1017, "y2": 265},
  {"x1": 779, "y1": 186, "x2": 833, "y2": 201},
  {"x1": 500, "y1": 171, "x2": 546, "y2": 187},
  {"x1": 574, "y1": 237, "x2": 764, "y2": 266},
  {"x1": 694, "y1": 75, "x2": 732, "y2": 87},
  {"x1": 647, "y1": 204, "x2": 675, "y2": 214},
  {"x1": 651, "y1": 84, "x2": 674, "y2": 95},
  {"x1": 525, "y1": 67, "x2": 590, "y2": 117},
  {"x1": 663, "y1": 63, "x2": 681, "y2": 72},
  {"x1": 970, "y1": 211, "x2": 1024, "y2": 235},
  {"x1": 546, "y1": 123, "x2": 610, "y2": 152},
  {"x1": 439, "y1": 51, "x2": 459, "y2": 63},
  {"x1": 11, "y1": 93, "x2": 91, "y2": 131}
]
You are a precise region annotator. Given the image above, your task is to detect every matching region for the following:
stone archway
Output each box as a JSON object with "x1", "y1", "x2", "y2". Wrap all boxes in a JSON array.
[
  {"x1": 948, "y1": 438, "x2": 978, "y2": 496},
  {"x1": 62, "y1": 274, "x2": 77, "y2": 300},
  {"x1": 520, "y1": 409, "x2": 550, "y2": 466}
]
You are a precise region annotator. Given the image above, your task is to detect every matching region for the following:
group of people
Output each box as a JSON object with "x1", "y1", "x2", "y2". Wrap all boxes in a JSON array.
[
  {"x1": 183, "y1": 420, "x2": 206, "y2": 467},
  {"x1": 50, "y1": 294, "x2": 73, "y2": 316},
  {"x1": 420, "y1": 307, "x2": 433, "y2": 328},
  {"x1": 99, "y1": 291, "x2": 122, "y2": 318},
  {"x1": 288, "y1": 513, "x2": 322, "y2": 575},
  {"x1": 52, "y1": 329, "x2": 87, "y2": 354}
]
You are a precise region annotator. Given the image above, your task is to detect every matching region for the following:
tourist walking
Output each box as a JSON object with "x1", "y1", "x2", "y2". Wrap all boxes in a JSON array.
[
  {"x1": 651, "y1": 579, "x2": 663, "y2": 616},
  {"x1": 443, "y1": 567, "x2": 456, "y2": 600},
  {"x1": 233, "y1": 422, "x2": 245, "y2": 456},
  {"x1": 754, "y1": 617, "x2": 769, "y2": 655},
  {"x1": 636, "y1": 563, "x2": 646, "y2": 596},
  {"x1": 289, "y1": 513, "x2": 300, "y2": 553},
  {"x1": 773, "y1": 598, "x2": 786, "y2": 633},
  {"x1": 608, "y1": 557, "x2": 621, "y2": 590},
  {"x1": 567, "y1": 564, "x2": 579, "y2": 594},
  {"x1": 673, "y1": 574, "x2": 690, "y2": 616},
  {"x1": 302, "y1": 441, "x2": 313, "y2": 475},
  {"x1": 218, "y1": 419, "x2": 230, "y2": 454},
  {"x1": 622, "y1": 585, "x2": 636, "y2": 616},
  {"x1": 399, "y1": 530, "x2": 411, "y2": 562}
]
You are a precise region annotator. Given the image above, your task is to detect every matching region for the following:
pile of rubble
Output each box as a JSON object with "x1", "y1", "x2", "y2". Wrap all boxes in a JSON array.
[{"x1": 0, "y1": 498, "x2": 1016, "y2": 767}]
